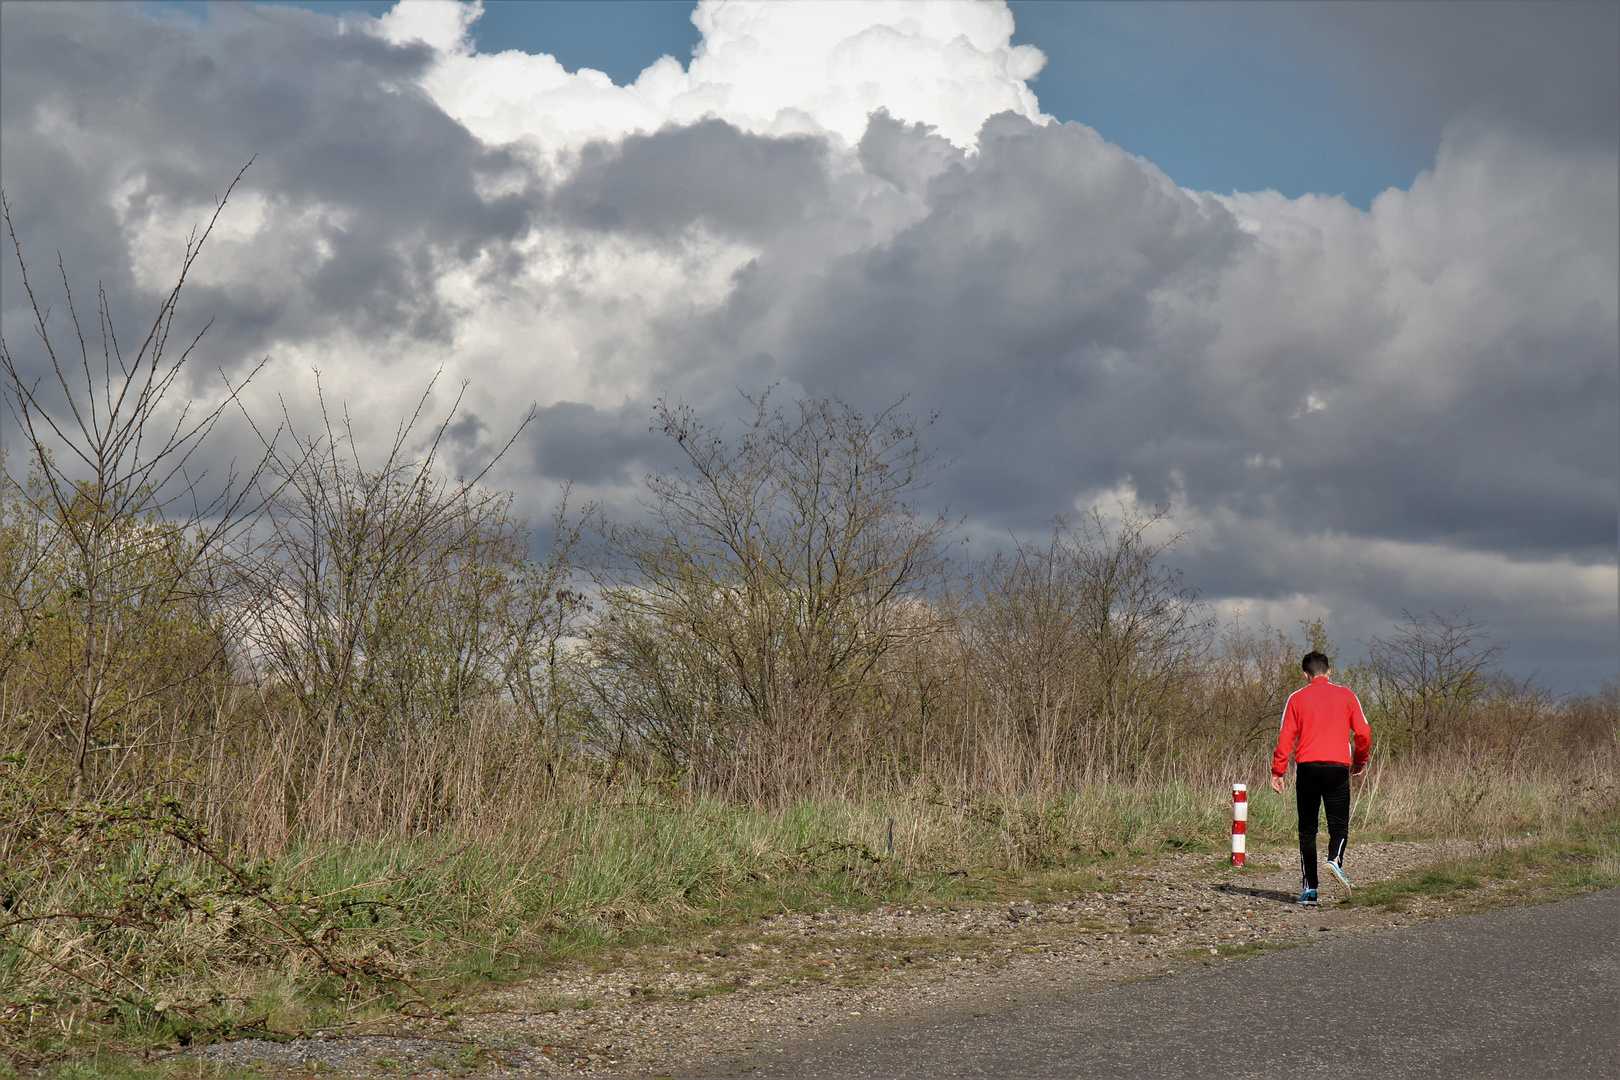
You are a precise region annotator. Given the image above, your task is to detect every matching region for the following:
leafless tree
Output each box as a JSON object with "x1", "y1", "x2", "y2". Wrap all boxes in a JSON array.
[
  {"x1": 585, "y1": 389, "x2": 955, "y2": 799},
  {"x1": 967, "y1": 506, "x2": 1212, "y2": 782},
  {"x1": 0, "y1": 166, "x2": 275, "y2": 798},
  {"x1": 233, "y1": 375, "x2": 587, "y2": 835},
  {"x1": 1204, "y1": 614, "x2": 1298, "y2": 752},
  {"x1": 1365, "y1": 608, "x2": 1507, "y2": 753}
]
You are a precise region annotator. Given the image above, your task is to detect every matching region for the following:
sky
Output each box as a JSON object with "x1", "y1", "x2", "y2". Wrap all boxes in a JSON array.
[{"x1": 2, "y1": 0, "x2": 1616, "y2": 689}]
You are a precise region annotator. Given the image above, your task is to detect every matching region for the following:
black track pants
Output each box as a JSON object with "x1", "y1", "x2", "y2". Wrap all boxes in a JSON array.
[{"x1": 1295, "y1": 762, "x2": 1351, "y2": 890}]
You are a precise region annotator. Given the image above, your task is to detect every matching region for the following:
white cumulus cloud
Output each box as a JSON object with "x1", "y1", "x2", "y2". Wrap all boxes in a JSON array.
[{"x1": 379, "y1": 0, "x2": 1047, "y2": 156}]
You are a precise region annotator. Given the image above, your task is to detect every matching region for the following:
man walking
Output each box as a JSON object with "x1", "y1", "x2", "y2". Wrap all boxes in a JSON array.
[{"x1": 1271, "y1": 650, "x2": 1372, "y2": 904}]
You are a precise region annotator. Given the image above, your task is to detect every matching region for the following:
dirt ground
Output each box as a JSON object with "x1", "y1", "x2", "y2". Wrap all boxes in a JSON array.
[{"x1": 178, "y1": 837, "x2": 1574, "y2": 1078}]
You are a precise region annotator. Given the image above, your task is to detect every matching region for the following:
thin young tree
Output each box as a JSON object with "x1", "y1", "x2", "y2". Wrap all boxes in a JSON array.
[{"x1": 0, "y1": 166, "x2": 275, "y2": 799}]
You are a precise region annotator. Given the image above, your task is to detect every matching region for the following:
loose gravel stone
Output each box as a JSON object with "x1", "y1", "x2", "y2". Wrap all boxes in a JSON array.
[{"x1": 184, "y1": 1036, "x2": 470, "y2": 1074}]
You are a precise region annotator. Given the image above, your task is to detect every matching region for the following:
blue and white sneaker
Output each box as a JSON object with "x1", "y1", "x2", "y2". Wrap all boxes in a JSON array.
[
  {"x1": 1326, "y1": 858, "x2": 1353, "y2": 892},
  {"x1": 1296, "y1": 887, "x2": 1318, "y2": 905}
]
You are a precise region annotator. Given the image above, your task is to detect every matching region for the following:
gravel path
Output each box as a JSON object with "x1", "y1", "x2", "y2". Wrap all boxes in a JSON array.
[{"x1": 175, "y1": 837, "x2": 1562, "y2": 1078}]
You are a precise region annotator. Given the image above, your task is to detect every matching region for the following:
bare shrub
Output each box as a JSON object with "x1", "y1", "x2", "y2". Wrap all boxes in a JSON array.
[
  {"x1": 583, "y1": 390, "x2": 955, "y2": 800},
  {"x1": 228, "y1": 377, "x2": 585, "y2": 846},
  {"x1": 1559, "y1": 679, "x2": 1618, "y2": 756},
  {"x1": 1365, "y1": 608, "x2": 1507, "y2": 754},
  {"x1": 1202, "y1": 615, "x2": 1298, "y2": 752},
  {"x1": 962, "y1": 506, "x2": 1212, "y2": 786}
]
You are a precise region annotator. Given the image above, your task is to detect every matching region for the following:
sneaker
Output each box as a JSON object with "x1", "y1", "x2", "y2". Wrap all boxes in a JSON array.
[
  {"x1": 1296, "y1": 888, "x2": 1318, "y2": 905},
  {"x1": 1326, "y1": 859, "x2": 1353, "y2": 892}
]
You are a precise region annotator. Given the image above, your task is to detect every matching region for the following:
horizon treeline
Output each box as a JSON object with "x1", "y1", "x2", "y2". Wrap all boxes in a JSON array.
[
  {"x1": 2, "y1": 193, "x2": 1614, "y2": 855},
  {"x1": 3, "y1": 375, "x2": 1612, "y2": 848}
]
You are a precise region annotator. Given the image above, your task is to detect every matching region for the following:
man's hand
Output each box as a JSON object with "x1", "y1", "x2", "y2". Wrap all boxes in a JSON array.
[
  {"x1": 1270, "y1": 774, "x2": 1284, "y2": 794},
  {"x1": 1351, "y1": 763, "x2": 1367, "y2": 778}
]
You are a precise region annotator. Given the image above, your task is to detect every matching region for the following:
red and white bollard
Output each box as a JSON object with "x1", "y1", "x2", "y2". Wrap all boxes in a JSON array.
[{"x1": 1231, "y1": 783, "x2": 1247, "y2": 866}]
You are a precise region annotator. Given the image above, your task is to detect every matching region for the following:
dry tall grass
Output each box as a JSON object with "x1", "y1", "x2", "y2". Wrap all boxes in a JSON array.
[{"x1": 5, "y1": 714, "x2": 1614, "y2": 1063}]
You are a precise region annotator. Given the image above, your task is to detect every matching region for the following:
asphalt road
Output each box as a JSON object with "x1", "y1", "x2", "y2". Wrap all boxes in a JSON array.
[{"x1": 755, "y1": 888, "x2": 1619, "y2": 1079}]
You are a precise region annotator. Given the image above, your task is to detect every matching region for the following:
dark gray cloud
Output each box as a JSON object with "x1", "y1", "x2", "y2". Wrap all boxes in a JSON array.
[
  {"x1": 633, "y1": 109, "x2": 1614, "y2": 685},
  {"x1": 775, "y1": 114, "x2": 1243, "y2": 516},
  {"x1": 735, "y1": 115, "x2": 1616, "y2": 560},
  {"x1": 1302, "y1": 0, "x2": 1620, "y2": 153},
  {"x1": 553, "y1": 120, "x2": 829, "y2": 240},
  {"x1": 529, "y1": 400, "x2": 670, "y2": 486},
  {"x1": 857, "y1": 109, "x2": 962, "y2": 194}
]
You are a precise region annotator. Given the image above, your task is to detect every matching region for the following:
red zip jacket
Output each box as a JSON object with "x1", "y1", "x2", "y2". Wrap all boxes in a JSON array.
[{"x1": 1272, "y1": 676, "x2": 1372, "y2": 776}]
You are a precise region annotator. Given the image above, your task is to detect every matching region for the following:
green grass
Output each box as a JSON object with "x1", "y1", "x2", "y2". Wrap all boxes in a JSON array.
[
  {"x1": 1348, "y1": 867, "x2": 1483, "y2": 911},
  {"x1": 1345, "y1": 801, "x2": 1620, "y2": 912}
]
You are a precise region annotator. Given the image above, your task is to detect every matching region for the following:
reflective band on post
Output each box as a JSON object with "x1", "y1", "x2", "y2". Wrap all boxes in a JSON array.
[{"x1": 1231, "y1": 784, "x2": 1248, "y2": 866}]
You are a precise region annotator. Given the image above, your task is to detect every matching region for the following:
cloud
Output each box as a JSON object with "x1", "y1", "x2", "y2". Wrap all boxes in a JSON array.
[
  {"x1": 750, "y1": 116, "x2": 1615, "y2": 555},
  {"x1": 552, "y1": 120, "x2": 830, "y2": 240},
  {"x1": 529, "y1": 399, "x2": 669, "y2": 486},
  {"x1": 1303, "y1": 0, "x2": 1620, "y2": 154},
  {"x1": 2, "y1": 0, "x2": 1614, "y2": 685},
  {"x1": 385, "y1": 0, "x2": 1047, "y2": 156},
  {"x1": 0, "y1": 0, "x2": 535, "y2": 378}
]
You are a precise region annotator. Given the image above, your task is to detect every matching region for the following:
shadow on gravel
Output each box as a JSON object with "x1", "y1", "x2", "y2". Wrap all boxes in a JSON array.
[{"x1": 1213, "y1": 883, "x2": 1299, "y2": 904}]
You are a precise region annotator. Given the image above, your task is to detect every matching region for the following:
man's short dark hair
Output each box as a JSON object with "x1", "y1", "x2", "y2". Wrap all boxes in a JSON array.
[{"x1": 1302, "y1": 651, "x2": 1331, "y2": 677}]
